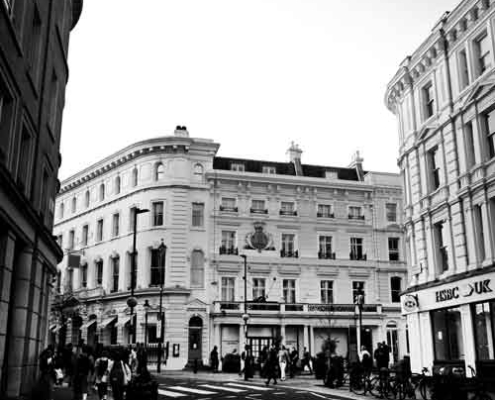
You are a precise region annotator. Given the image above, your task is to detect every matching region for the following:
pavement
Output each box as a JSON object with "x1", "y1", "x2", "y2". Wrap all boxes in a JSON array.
[{"x1": 52, "y1": 370, "x2": 362, "y2": 400}]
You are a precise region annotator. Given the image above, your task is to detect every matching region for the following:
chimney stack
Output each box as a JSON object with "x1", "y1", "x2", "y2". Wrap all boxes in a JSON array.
[
  {"x1": 174, "y1": 125, "x2": 189, "y2": 137},
  {"x1": 287, "y1": 142, "x2": 303, "y2": 176}
]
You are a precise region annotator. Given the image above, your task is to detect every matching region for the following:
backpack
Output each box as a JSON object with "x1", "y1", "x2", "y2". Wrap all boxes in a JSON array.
[
  {"x1": 97, "y1": 358, "x2": 108, "y2": 378},
  {"x1": 110, "y1": 362, "x2": 124, "y2": 385}
]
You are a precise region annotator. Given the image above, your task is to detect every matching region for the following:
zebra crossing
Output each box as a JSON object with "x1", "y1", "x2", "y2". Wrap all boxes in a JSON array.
[{"x1": 157, "y1": 381, "x2": 278, "y2": 398}]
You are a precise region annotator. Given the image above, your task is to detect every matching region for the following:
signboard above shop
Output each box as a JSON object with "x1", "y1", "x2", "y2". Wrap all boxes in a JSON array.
[{"x1": 402, "y1": 271, "x2": 495, "y2": 314}]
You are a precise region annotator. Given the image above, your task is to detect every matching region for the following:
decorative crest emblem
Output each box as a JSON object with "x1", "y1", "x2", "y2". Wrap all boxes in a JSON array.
[{"x1": 245, "y1": 222, "x2": 274, "y2": 252}]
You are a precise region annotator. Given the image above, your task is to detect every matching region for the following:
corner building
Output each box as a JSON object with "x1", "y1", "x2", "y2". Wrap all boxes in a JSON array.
[
  {"x1": 0, "y1": 0, "x2": 82, "y2": 397},
  {"x1": 386, "y1": 0, "x2": 495, "y2": 377},
  {"x1": 53, "y1": 127, "x2": 407, "y2": 369}
]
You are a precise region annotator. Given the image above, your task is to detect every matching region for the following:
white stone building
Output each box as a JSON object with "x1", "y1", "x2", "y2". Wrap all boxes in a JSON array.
[
  {"x1": 52, "y1": 127, "x2": 406, "y2": 369},
  {"x1": 385, "y1": 0, "x2": 495, "y2": 377}
]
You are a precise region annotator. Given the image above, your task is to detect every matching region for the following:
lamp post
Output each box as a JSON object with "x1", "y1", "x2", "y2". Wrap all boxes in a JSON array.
[
  {"x1": 355, "y1": 291, "x2": 364, "y2": 360},
  {"x1": 127, "y1": 207, "x2": 149, "y2": 345},
  {"x1": 143, "y1": 299, "x2": 150, "y2": 347},
  {"x1": 157, "y1": 241, "x2": 167, "y2": 373},
  {"x1": 240, "y1": 254, "x2": 249, "y2": 381}
]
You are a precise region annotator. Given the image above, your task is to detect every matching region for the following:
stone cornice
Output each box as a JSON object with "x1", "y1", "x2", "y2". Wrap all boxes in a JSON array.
[
  {"x1": 59, "y1": 136, "x2": 219, "y2": 194},
  {"x1": 385, "y1": 0, "x2": 493, "y2": 113}
]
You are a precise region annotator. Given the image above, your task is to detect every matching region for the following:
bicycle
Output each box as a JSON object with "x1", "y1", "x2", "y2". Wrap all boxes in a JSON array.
[
  {"x1": 465, "y1": 366, "x2": 492, "y2": 400},
  {"x1": 350, "y1": 368, "x2": 396, "y2": 399},
  {"x1": 415, "y1": 367, "x2": 433, "y2": 400}
]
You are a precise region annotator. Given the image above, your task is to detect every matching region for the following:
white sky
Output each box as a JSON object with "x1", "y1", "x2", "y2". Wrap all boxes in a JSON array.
[{"x1": 60, "y1": 0, "x2": 460, "y2": 179}]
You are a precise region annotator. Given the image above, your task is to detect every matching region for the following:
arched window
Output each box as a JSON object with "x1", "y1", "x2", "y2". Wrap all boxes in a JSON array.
[
  {"x1": 71, "y1": 196, "x2": 77, "y2": 213},
  {"x1": 99, "y1": 183, "x2": 105, "y2": 201},
  {"x1": 155, "y1": 162, "x2": 164, "y2": 181},
  {"x1": 193, "y1": 164, "x2": 204, "y2": 182},
  {"x1": 132, "y1": 167, "x2": 138, "y2": 187},
  {"x1": 59, "y1": 202, "x2": 64, "y2": 219},
  {"x1": 85, "y1": 190, "x2": 90, "y2": 208},
  {"x1": 190, "y1": 250, "x2": 204, "y2": 287},
  {"x1": 115, "y1": 176, "x2": 121, "y2": 195}
]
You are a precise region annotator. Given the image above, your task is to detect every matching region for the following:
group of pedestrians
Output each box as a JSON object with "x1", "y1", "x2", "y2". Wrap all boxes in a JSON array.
[
  {"x1": 358, "y1": 341, "x2": 391, "y2": 376},
  {"x1": 37, "y1": 342, "x2": 149, "y2": 400},
  {"x1": 258, "y1": 344, "x2": 312, "y2": 385}
]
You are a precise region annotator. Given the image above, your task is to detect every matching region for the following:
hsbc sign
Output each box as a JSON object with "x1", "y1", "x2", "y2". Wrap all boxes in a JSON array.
[{"x1": 435, "y1": 279, "x2": 492, "y2": 303}]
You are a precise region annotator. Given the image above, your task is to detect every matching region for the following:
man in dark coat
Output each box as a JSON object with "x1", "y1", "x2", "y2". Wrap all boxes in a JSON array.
[{"x1": 264, "y1": 344, "x2": 279, "y2": 386}]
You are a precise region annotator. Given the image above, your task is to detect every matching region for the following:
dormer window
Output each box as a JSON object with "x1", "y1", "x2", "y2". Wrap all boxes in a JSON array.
[
  {"x1": 262, "y1": 166, "x2": 276, "y2": 174},
  {"x1": 231, "y1": 163, "x2": 245, "y2": 172}
]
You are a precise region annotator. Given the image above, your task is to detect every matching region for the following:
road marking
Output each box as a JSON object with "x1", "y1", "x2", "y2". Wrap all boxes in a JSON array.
[
  {"x1": 310, "y1": 392, "x2": 328, "y2": 399},
  {"x1": 157, "y1": 388, "x2": 187, "y2": 398},
  {"x1": 226, "y1": 382, "x2": 271, "y2": 391},
  {"x1": 200, "y1": 384, "x2": 245, "y2": 393},
  {"x1": 273, "y1": 392, "x2": 286, "y2": 395},
  {"x1": 168, "y1": 386, "x2": 216, "y2": 395}
]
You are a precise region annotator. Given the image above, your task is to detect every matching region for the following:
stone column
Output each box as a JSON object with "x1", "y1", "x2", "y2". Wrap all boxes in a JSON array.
[
  {"x1": 280, "y1": 324, "x2": 286, "y2": 346},
  {"x1": 309, "y1": 326, "x2": 315, "y2": 356},
  {"x1": 5, "y1": 246, "x2": 33, "y2": 398},
  {"x1": 461, "y1": 305, "x2": 476, "y2": 377},
  {"x1": 481, "y1": 200, "x2": 494, "y2": 265},
  {"x1": 464, "y1": 202, "x2": 478, "y2": 269},
  {"x1": 303, "y1": 325, "x2": 309, "y2": 353},
  {"x1": 214, "y1": 323, "x2": 221, "y2": 369}
]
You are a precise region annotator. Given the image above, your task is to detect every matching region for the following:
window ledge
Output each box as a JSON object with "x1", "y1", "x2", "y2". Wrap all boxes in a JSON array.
[{"x1": 190, "y1": 227, "x2": 205, "y2": 232}]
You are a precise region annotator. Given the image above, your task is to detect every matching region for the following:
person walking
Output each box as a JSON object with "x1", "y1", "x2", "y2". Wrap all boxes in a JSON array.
[
  {"x1": 259, "y1": 346, "x2": 268, "y2": 378},
  {"x1": 264, "y1": 344, "x2": 278, "y2": 386},
  {"x1": 301, "y1": 347, "x2": 313, "y2": 374},
  {"x1": 278, "y1": 346, "x2": 288, "y2": 381},
  {"x1": 38, "y1": 345, "x2": 56, "y2": 400},
  {"x1": 359, "y1": 345, "x2": 372, "y2": 377},
  {"x1": 73, "y1": 345, "x2": 93, "y2": 400},
  {"x1": 109, "y1": 352, "x2": 131, "y2": 400},
  {"x1": 289, "y1": 347, "x2": 298, "y2": 378},
  {"x1": 239, "y1": 348, "x2": 246, "y2": 377},
  {"x1": 210, "y1": 346, "x2": 219, "y2": 372},
  {"x1": 94, "y1": 349, "x2": 110, "y2": 400}
]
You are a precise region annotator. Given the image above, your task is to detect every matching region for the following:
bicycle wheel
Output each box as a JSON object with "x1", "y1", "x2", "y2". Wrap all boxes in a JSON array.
[
  {"x1": 417, "y1": 379, "x2": 430, "y2": 400},
  {"x1": 349, "y1": 375, "x2": 366, "y2": 395},
  {"x1": 370, "y1": 376, "x2": 384, "y2": 398}
]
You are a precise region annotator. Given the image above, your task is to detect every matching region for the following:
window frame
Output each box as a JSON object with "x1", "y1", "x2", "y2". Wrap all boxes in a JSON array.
[
  {"x1": 350, "y1": 237, "x2": 364, "y2": 260},
  {"x1": 111, "y1": 256, "x2": 120, "y2": 293},
  {"x1": 152, "y1": 201, "x2": 164, "y2": 227},
  {"x1": 386, "y1": 203, "x2": 397, "y2": 223},
  {"x1": 155, "y1": 162, "x2": 165, "y2": 181},
  {"x1": 221, "y1": 277, "x2": 236, "y2": 302},
  {"x1": 252, "y1": 278, "x2": 266, "y2": 300},
  {"x1": 96, "y1": 218, "x2": 104, "y2": 242},
  {"x1": 192, "y1": 202, "x2": 204, "y2": 227},
  {"x1": 112, "y1": 213, "x2": 120, "y2": 238},
  {"x1": 390, "y1": 276, "x2": 402, "y2": 303},
  {"x1": 82, "y1": 224, "x2": 88, "y2": 246},
  {"x1": 282, "y1": 278, "x2": 296, "y2": 303},
  {"x1": 352, "y1": 281, "x2": 365, "y2": 303},
  {"x1": 388, "y1": 237, "x2": 400, "y2": 261},
  {"x1": 422, "y1": 81, "x2": 435, "y2": 120},
  {"x1": 320, "y1": 280, "x2": 334, "y2": 304}
]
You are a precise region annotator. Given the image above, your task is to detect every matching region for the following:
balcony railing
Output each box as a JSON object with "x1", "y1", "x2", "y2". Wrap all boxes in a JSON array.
[
  {"x1": 280, "y1": 249, "x2": 298, "y2": 258},
  {"x1": 250, "y1": 208, "x2": 268, "y2": 214},
  {"x1": 317, "y1": 212, "x2": 335, "y2": 218},
  {"x1": 348, "y1": 214, "x2": 365, "y2": 220},
  {"x1": 279, "y1": 210, "x2": 298, "y2": 216},
  {"x1": 215, "y1": 301, "x2": 382, "y2": 314},
  {"x1": 318, "y1": 252, "x2": 336, "y2": 260},
  {"x1": 219, "y1": 246, "x2": 239, "y2": 255},
  {"x1": 220, "y1": 205, "x2": 238, "y2": 212},
  {"x1": 350, "y1": 252, "x2": 367, "y2": 261}
]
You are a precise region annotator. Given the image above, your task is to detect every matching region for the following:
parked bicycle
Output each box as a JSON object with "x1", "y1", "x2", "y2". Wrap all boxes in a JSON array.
[{"x1": 350, "y1": 367, "x2": 397, "y2": 399}]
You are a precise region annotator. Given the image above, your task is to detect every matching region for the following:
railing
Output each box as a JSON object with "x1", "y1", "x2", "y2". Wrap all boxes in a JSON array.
[
  {"x1": 348, "y1": 214, "x2": 365, "y2": 220},
  {"x1": 350, "y1": 252, "x2": 367, "y2": 261},
  {"x1": 318, "y1": 252, "x2": 336, "y2": 259},
  {"x1": 219, "y1": 246, "x2": 239, "y2": 255},
  {"x1": 220, "y1": 205, "x2": 238, "y2": 212},
  {"x1": 317, "y1": 212, "x2": 335, "y2": 218},
  {"x1": 250, "y1": 208, "x2": 268, "y2": 214},
  {"x1": 280, "y1": 249, "x2": 299, "y2": 258},
  {"x1": 215, "y1": 301, "x2": 382, "y2": 314},
  {"x1": 279, "y1": 210, "x2": 298, "y2": 216}
]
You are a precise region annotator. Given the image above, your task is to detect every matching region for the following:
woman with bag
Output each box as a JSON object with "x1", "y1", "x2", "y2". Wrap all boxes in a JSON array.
[
  {"x1": 109, "y1": 352, "x2": 131, "y2": 400},
  {"x1": 94, "y1": 349, "x2": 110, "y2": 400}
]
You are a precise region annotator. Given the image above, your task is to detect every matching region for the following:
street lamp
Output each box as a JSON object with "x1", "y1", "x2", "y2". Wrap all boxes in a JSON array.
[
  {"x1": 355, "y1": 290, "x2": 365, "y2": 359},
  {"x1": 157, "y1": 241, "x2": 167, "y2": 373},
  {"x1": 240, "y1": 254, "x2": 249, "y2": 381},
  {"x1": 128, "y1": 207, "x2": 149, "y2": 344},
  {"x1": 143, "y1": 299, "x2": 150, "y2": 347}
]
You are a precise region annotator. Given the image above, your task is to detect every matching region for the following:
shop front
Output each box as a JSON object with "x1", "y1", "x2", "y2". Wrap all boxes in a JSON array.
[{"x1": 403, "y1": 268, "x2": 495, "y2": 377}]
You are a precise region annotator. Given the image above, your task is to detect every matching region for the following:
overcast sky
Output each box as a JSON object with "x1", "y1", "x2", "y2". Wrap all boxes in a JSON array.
[{"x1": 60, "y1": 0, "x2": 460, "y2": 179}]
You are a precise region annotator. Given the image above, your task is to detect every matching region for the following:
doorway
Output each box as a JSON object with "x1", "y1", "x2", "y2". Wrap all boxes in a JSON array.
[{"x1": 188, "y1": 316, "x2": 203, "y2": 364}]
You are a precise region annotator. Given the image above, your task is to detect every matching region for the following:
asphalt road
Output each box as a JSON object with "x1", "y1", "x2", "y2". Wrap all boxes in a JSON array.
[{"x1": 155, "y1": 376, "x2": 349, "y2": 400}]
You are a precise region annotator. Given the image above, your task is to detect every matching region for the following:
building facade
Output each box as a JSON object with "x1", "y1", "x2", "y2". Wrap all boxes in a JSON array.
[
  {"x1": 52, "y1": 127, "x2": 407, "y2": 370},
  {"x1": 385, "y1": 0, "x2": 495, "y2": 377},
  {"x1": 0, "y1": 0, "x2": 82, "y2": 397}
]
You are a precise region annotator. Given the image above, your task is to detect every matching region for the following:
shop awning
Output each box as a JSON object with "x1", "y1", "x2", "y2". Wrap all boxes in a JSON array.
[
  {"x1": 100, "y1": 316, "x2": 117, "y2": 328},
  {"x1": 80, "y1": 319, "x2": 97, "y2": 330},
  {"x1": 116, "y1": 315, "x2": 132, "y2": 327}
]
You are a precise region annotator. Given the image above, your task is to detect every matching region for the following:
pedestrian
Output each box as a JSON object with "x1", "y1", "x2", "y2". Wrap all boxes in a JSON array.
[
  {"x1": 243, "y1": 345, "x2": 253, "y2": 381},
  {"x1": 239, "y1": 348, "x2": 246, "y2": 377},
  {"x1": 259, "y1": 346, "x2": 268, "y2": 378},
  {"x1": 278, "y1": 345, "x2": 288, "y2": 381},
  {"x1": 374, "y1": 342, "x2": 387, "y2": 369},
  {"x1": 210, "y1": 346, "x2": 219, "y2": 372},
  {"x1": 382, "y1": 341, "x2": 390, "y2": 368},
  {"x1": 73, "y1": 345, "x2": 93, "y2": 400},
  {"x1": 109, "y1": 352, "x2": 131, "y2": 400},
  {"x1": 264, "y1": 344, "x2": 278, "y2": 386},
  {"x1": 63, "y1": 343, "x2": 74, "y2": 386},
  {"x1": 301, "y1": 347, "x2": 313, "y2": 374},
  {"x1": 38, "y1": 345, "x2": 56, "y2": 400},
  {"x1": 94, "y1": 349, "x2": 110, "y2": 400},
  {"x1": 359, "y1": 345, "x2": 372, "y2": 376},
  {"x1": 289, "y1": 347, "x2": 298, "y2": 378},
  {"x1": 128, "y1": 345, "x2": 137, "y2": 374}
]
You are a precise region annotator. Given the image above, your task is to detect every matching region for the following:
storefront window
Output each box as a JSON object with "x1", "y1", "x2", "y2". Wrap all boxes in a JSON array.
[
  {"x1": 472, "y1": 301, "x2": 495, "y2": 360},
  {"x1": 431, "y1": 307, "x2": 464, "y2": 361}
]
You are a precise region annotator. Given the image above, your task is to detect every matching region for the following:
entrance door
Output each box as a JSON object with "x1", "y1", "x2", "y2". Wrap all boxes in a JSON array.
[
  {"x1": 249, "y1": 337, "x2": 273, "y2": 364},
  {"x1": 386, "y1": 322, "x2": 399, "y2": 364},
  {"x1": 188, "y1": 316, "x2": 203, "y2": 364}
]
